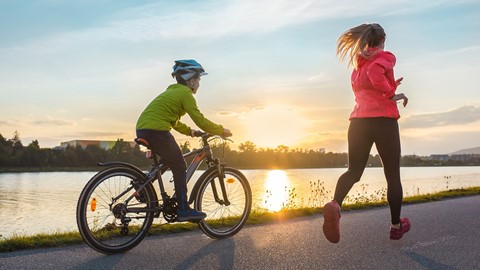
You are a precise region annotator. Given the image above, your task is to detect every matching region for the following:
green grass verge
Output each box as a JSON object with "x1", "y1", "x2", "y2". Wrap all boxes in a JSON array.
[{"x1": 1, "y1": 186, "x2": 479, "y2": 253}]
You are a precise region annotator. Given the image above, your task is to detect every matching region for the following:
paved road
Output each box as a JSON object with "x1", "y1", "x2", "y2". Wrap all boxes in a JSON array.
[{"x1": 1, "y1": 195, "x2": 479, "y2": 270}]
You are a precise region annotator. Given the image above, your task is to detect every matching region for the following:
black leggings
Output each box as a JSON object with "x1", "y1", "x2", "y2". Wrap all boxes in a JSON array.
[
  {"x1": 333, "y1": 118, "x2": 403, "y2": 224},
  {"x1": 136, "y1": 129, "x2": 189, "y2": 208}
]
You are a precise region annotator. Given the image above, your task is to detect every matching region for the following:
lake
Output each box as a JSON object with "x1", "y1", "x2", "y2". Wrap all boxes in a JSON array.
[{"x1": 1, "y1": 166, "x2": 479, "y2": 238}]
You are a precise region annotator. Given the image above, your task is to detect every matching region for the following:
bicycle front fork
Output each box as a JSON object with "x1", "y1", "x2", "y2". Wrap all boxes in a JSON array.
[{"x1": 212, "y1": 163, "x2": 231, "y2": 206}]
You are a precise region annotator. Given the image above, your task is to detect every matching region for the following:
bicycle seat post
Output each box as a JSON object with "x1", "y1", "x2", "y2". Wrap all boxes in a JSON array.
[{"x1": 135, "y1": 137, "x2": 160, "y2": 165}]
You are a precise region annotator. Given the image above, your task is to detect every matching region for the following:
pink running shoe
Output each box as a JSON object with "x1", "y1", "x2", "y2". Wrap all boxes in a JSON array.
[
  {"x1": 390, "y1": 218, "x2": 411, "y2": 240},
  {"x1": 322, "y1": 200, "x2": 341, "y2": 243}
]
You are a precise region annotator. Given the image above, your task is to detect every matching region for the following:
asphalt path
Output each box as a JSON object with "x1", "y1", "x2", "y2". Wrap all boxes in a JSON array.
[{"x1": 1, "y1": 195, "x2": 479, "y2": 270}]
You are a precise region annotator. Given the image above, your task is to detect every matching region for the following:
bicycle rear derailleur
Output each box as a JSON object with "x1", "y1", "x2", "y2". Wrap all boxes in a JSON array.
[{"x1": 112, "y1": 203, "x2": 131, "y2": 235}]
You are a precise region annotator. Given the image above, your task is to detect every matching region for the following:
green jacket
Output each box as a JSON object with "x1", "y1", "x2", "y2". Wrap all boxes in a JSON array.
[{"x1": 136, "y1": 84, "x2": 224, "y2": 136}]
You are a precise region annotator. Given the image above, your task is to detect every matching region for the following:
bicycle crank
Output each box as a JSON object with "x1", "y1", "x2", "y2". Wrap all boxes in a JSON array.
[{"x1": 162, "y1": 198, "x2": 178, "y2": 223}]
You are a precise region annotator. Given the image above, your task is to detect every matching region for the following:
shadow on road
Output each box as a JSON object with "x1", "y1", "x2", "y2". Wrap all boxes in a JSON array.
[
  {"x1": 404, "y1": 251, "x2": 456, "y2": 270},
  {"x1": 173, "y1": 238, "x2": 235, "y2": 270},
  {"x1": 70, "y1": 252, "x2": 125, "y2": 270}
]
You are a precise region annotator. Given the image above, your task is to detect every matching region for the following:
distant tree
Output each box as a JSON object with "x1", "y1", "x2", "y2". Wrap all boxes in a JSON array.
[
  {"x1": 5, "y1": 131, "x2": 24, "y2": 166},
  {"x1": 275, "y1": 145, "x2": 289, "y2": 153},
  {"x1": 85, "y1": 144, "x2": 107, "y2": 165},
  {"x1": 20, "y1": 140, "x2": 44, "y2": 166},
  {"x1": 238, "y1": 141, "x2": 257, "y2": 153},
  {"x1": 2, "y1": 131, "x2": 480, "y2": 170},
  {"x1": 0, "y1": 133, "x2": 11, "y2": 166},
  {"x1": 11, "y1": 130, "x2": 23, "y2": 151},
  {"x1": 61, "y1": 145, "x2": 82, "y2": 166},
  {"x1": 180, "y1": 141, "x2": 191, "y2": 154},
  {"x1": 111, "y1": 139, "x2": 130, "y2": 155},
  {"x1": 0, "y1": 133, "x2": 9, "y2": 148},
  {"x1": 28, "y1": 140, "x2": 40, "y2": 149}
]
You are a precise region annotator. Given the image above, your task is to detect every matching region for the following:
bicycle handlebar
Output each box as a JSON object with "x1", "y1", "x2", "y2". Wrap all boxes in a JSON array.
[
  {"x1": 192, "y1": 130, "x2": 208, "y2": 137},
  {"x1": 193, "y1": 131, "x2": 233, "y2": 144}
]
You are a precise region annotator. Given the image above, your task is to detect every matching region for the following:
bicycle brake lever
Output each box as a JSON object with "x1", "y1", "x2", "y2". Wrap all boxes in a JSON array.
[
  {"x1": 223, "y1": 137, "x2": 234, "y2": 143},
  {"x1": 193, "y1": 130, "x2": 207, "y2": 137}
]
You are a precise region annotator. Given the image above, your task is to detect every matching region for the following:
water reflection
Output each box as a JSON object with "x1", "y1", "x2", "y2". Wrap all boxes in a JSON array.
[
  {"x1": 1, "y1": 167, "x2": 479, "y2": 237},
  {"x1": 263, "y1": 170, "x2": 291, "y2": 212}
]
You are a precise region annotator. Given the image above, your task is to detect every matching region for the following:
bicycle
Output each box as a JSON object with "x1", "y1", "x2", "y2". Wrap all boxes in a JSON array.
[{"x1": 76, "y1": 132, "x2": 252, "y2": 254}]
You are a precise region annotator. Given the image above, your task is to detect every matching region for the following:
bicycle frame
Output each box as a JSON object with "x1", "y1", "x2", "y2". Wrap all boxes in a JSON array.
[
  {"x1": 100, "y1": 134, "x2": 230, "y2": 218},
  {"x1": 184, "y1": 140, "x2": 230, "y2": 206}
]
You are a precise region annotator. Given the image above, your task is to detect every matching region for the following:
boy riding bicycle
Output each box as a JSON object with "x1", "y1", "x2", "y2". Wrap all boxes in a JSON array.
[{"x1": 136, "y1": 59, "x2": 232, "y2": 222}]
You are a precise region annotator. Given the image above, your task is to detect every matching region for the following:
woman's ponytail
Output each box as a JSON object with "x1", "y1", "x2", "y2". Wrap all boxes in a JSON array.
[{"x1": 337, "y1": 23, "x2": 386, "y2": 68}]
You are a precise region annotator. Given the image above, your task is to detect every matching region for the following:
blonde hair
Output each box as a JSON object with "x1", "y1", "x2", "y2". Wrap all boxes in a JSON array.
[{"x1": 336, "y1": 23, "x2": 386, "y2": 69}]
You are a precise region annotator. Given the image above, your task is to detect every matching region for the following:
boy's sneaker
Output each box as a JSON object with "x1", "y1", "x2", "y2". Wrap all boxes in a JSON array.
[
  {"x1": 322, "y1": 200, "x2": 341, "y2": 243},
  {"x1": 177, "y1": 207, "x2": 207, "y2": 222},
  {"x1": 390, "y1": 218, "x2": 411, "y2": 240}
]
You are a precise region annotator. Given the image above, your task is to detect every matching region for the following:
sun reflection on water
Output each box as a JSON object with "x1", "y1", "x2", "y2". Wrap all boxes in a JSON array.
[{"x1": 263, "y1": 170, "x2": 291, "y2": 212}]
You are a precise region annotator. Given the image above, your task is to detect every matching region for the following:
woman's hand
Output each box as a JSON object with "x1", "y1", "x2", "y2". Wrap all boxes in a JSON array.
[
  {"x1": 395, "y1": 77, "x2": 404, "y2": 87},
  {"x1": 392, "y1": 93, "x2": 408, "y2": 107},
  {"x1": 392, "y1": 77, "x2": 407, "y2": 107}
]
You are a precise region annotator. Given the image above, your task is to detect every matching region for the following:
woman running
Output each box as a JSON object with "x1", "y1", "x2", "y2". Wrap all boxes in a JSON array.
[{"x1": 322, "y1": 23, "x2": 410, "y2": 243}]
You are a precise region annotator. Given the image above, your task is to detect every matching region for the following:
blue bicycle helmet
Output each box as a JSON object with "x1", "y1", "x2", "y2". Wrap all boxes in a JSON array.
[{"x1": 171, "y1": 59, "x2": 208, "y2": 81}]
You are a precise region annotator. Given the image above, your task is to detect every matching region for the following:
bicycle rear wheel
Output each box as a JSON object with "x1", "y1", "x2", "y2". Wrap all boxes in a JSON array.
[
  {"x1": 76, "y1": 166, "x2": 156, "y2": 254},
  {"x1": 195, "y1": 167, "x2": 252, "y2": 238}
]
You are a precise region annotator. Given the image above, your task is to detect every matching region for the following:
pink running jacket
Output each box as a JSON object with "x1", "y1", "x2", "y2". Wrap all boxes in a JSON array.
[{"x1": 349, "y1": 49, "x2": 400, "y2": 119}]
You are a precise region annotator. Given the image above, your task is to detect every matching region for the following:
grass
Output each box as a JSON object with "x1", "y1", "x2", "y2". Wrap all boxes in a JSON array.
[{"x1": 1, "y1": 186, "x2": 479, "y2": 253}]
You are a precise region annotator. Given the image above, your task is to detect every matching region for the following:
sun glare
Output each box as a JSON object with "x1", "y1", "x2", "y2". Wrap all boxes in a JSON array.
[
  {"x1": 240, "y1": 105, "x2": 310, "y2": 148},
  {"x1": 263, "y1": 170, "x2": 291, "y2": 212}
]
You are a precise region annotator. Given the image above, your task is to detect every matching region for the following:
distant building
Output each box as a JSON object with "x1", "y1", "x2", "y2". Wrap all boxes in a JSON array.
[
  {"x1": 449, "y1": 154, "x2": 480, "y2": 162},
  {"x1": 59, "y1": 140, "x2": 136, "y2": 150},
  {"x1": 429, "y1": 154, "x2": 449, "y2": 161}
]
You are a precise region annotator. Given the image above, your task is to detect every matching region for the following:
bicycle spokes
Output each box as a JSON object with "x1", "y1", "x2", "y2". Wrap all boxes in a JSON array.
[
  {"x1": 77, "y1": 168, "x2": 155, "y2": 254},
  {"x1": 195, "y1": 167, "x2": 251, "y2": 239}
]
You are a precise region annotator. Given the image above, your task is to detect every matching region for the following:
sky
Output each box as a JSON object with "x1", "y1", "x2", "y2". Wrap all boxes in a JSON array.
[{"x1": 0, "y1": 0, "x2": 479, "y2": 156}]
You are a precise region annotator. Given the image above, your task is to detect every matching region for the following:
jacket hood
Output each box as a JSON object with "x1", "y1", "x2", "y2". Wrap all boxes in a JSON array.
[{"x1": 356, "y1": 47, "x2": 383, "y2": 68}]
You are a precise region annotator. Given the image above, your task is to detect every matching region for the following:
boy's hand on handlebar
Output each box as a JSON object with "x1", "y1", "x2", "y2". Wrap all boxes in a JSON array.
[
  {"x1": 222, "y1": 128, "x2": 232, "y2": 137},
  {"x1": 191, "y1": 128, "x2": 232, "y2": 138},
  {"x1": 190, "y1": 129, "x2": 204, "y2": 137}
]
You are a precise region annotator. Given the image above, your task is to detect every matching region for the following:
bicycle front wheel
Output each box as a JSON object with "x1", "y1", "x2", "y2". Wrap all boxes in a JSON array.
[
  {"x1": 195, "y1": 167, "x2": 252, "y2": 238},
  {"x1": 76, "y1": 166, "x2": 156, "y2": 254}
]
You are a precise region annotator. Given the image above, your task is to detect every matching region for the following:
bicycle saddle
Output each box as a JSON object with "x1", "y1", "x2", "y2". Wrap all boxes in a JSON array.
[{"x1": 134, "y1": 137, "x2": 150, "y2": 149}]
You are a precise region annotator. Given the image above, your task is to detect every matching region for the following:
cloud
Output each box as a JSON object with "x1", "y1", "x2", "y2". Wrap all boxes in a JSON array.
[
  {"x1": 443, "y1": 45, "x2": 480, "y2": 56},
  {"x1": 403, "y1": 45, "x2": 480, "y2": 66},
  {"x1": 382, "y1": 0, "x2": 477, "y2": 16},
  {"x1": 217, "y1": 111, "x2": 239, "y2": 117},
  {"x1": 55, "y1": 131, "x2": 129, "y2": 142},
  {"x1": 73, "y1": 131, "x2": 127, "y2": 137},
  {"x1": 0, "y1": 116, "x2": 75, "y2": 128},
  {"x1": 2, "y1": 0, "x2": 459, "y2": 55},
  {"x1": 402, "y1": 105, "x2": 480, "y2": 129},
  {"x1": 0, "y1": 119, "x2": 14, "y2": 126},
  {"x1": 32, "y1": 117, "x2": 75, "y2": 126}
]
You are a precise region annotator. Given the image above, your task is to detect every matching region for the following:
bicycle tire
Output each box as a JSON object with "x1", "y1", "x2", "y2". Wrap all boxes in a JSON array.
[
  {"x1": 76, "y1": 166, "x2": 156, "y2": 254},
  {"x1": 195, "y1": 167, "x2": 252, "y2": 238}
]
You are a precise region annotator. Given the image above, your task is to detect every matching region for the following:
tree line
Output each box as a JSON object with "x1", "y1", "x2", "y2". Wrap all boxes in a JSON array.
[
  {"x1": 0, "y1": 132, "x2": 148, "y2": 170},
  {"x1": 0, "y1": 132, "x2": 477, "y2": 171}
]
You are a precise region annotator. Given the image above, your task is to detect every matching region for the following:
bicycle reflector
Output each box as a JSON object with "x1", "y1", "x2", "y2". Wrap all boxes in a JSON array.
[
  {"x1": 146, "y1": 151, "x2": 153, "y2": 159},
  {"x1": 90, "y1": 198, "x2": 97, "y2": 212},
  {"x1": 227, "y1": 178, "x2": 235, "y2": 184}
]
